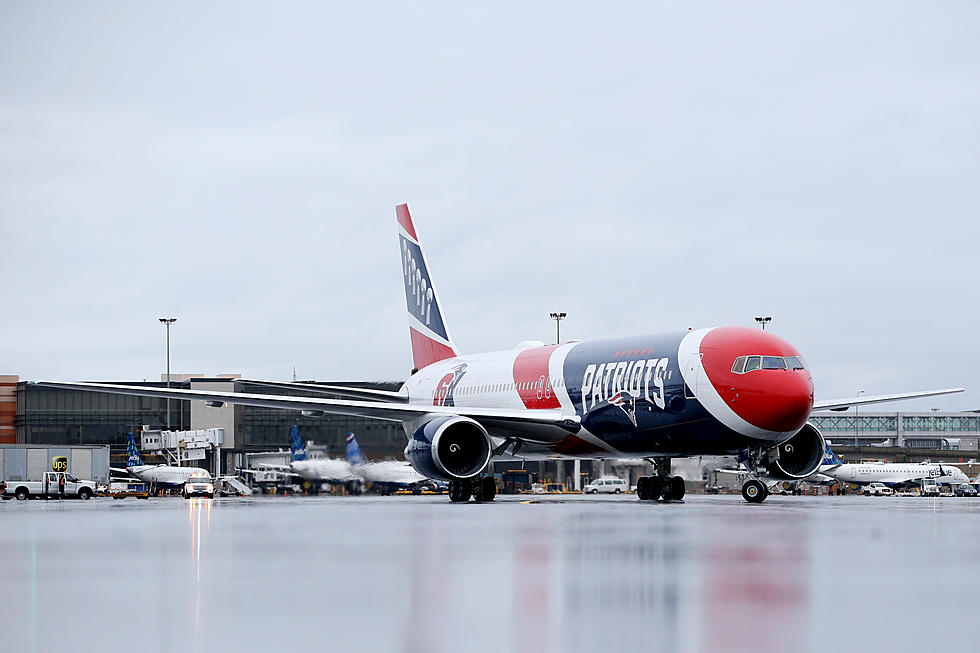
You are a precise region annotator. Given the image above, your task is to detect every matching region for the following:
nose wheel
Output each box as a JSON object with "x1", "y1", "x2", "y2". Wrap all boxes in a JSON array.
[{"x1": 741, "y1": 479, "x2": 769, "y2": 503}]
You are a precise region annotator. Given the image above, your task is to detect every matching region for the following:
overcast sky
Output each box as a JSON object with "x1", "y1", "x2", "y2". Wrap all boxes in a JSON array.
[{"x1": 1, "y1": 2, "x2": 977, "y2": 411}]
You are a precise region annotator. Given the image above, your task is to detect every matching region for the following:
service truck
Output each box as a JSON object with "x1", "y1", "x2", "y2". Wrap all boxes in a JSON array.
[{"x1": 4, "y1": 471, "x2": 97, "y2": 500}]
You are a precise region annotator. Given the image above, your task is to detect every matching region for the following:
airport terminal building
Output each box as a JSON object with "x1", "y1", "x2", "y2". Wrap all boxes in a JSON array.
[{"x1": 10, "y1": 375, "x2": 406, "y2": 468}]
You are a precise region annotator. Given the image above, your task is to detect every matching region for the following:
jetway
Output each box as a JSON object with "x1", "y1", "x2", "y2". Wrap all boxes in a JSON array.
[{"x1": 140, "y1": 427, "x2": 224, "y2": 465}]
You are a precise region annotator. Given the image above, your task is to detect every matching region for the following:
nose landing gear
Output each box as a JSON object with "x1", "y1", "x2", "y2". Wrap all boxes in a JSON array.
[
  {"x1": 636, "y1": 458, "x2": 686, "y2": 502},
  {"x1": 741, "y1": 478, "x2": 769, "y2": 503}
]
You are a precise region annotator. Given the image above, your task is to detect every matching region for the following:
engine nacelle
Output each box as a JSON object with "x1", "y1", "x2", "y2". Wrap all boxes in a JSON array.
[
  {"x1": 763, "y1": 423, "x2": 826, "y2": 480},
  {"x1": 404, "y1": 415, "x2": 492, "y2": 482}
]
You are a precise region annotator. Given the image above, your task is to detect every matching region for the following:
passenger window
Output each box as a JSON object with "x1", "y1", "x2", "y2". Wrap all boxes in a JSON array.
[
  {"x1": 763, "y1": 356, "x2": 787, "y2": 370},
  {"x1": 731, "y1": 356, "x2": 746, "y2": 374},
  {"x1": 744, "y1": 356, "x2": 761, "y2": 372}
]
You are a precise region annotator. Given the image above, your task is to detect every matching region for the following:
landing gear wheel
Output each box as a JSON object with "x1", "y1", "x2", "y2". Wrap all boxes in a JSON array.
[
  {"x1": 661, "y1": 476, "x2": 685, "y2": 501},
  {"x1": 472, "y1": 477, "x2": 496, "y2": 503},
  {"x1": 449, "y1": 479, "x2": 473, "y2": 503},
  {"x1": 636, "y1": 476, "x2": 650, "y2": 500},
  {"x1": 649, "y1": 476, "x2": 664, "y2": 501},
  {"x1": 742, "y1": 479, "x2": 768, "y2": 503}
]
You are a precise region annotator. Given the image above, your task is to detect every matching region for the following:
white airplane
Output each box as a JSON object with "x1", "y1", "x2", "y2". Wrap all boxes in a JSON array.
[
  {"x1": 344, "y1": 432, "x2": 429, "y2": 489},
  {"x1": 38, "y1": 203, "x2": 965, "y2": 504},
  {"x1": 819, "y1": 442, "x2": 969, "y2": 486},
  {"x1": 114, "y1": 433, "x2": 212, "y2": 487}
]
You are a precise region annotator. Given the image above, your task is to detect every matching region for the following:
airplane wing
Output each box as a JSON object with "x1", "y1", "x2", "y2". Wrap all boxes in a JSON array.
[
  {"x1": 813, "y1": 388, "x2": 964, "y2": 411},
  {"x1": 237, "y1": 379, "x2": 408, "y2": 403},
  {"x1": 32, "y1": 382, "x2": 578, "y2": 431}
]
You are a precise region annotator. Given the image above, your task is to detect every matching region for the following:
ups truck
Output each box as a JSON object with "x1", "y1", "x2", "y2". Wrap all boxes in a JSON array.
[{"x1": 4, "y1": 471, "x2": 97, "y2": 500}]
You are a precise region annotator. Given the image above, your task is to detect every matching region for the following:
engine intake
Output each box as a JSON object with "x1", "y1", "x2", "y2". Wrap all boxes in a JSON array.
[
  {"x1": 763, "y1": 422, "x2": 825, "y2": 480},
  {"x1": 405, "y1": 415, "x2": 492, "y2": 482}
]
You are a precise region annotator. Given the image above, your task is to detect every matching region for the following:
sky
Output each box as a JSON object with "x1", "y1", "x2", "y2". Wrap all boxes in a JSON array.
[{"x1": 1, "y1": 2, "x2": 978, "y2": 411}]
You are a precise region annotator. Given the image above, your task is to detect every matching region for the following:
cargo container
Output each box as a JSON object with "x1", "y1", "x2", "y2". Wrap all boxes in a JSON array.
[{"x1": 0, "y1": 444, "x2": 110, "y2": 483}]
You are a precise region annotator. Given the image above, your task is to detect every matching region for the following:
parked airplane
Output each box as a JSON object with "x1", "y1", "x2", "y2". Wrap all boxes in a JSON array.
[
  {"x1": 345, "y1": 432, "x2": 436, "y2": 493},
  {"x1": 38, "y1": 204, "x2": 964, "y2": 503},
  {"x1": 818, "y1": 442, "x2": 969, "y2": 486},
  {"x1": 114, "y1": 433, "x2": 211, "y2": 488}
]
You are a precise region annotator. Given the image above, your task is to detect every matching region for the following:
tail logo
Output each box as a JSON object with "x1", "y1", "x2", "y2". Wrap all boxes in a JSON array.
[
  {"x1": 401, "y1": 236, "x2": 449, "y2": 341},
  {"x1": 608, "y1": 392, "x2": 638, "y2": 427},
  {"x1": 433, "y1": 363, "x2": 468, "y2": 407},
  {"x1": 289, "y1": 425, "x2": 307, "y2": 462},
  {"x1": 126, "y1": 433, "x2": 142, "y2": 468}
]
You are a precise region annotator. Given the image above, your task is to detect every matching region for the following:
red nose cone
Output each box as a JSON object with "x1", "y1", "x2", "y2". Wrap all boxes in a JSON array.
[{"x1": 700, "y1": 326, "x2": 814, "y2": 435}]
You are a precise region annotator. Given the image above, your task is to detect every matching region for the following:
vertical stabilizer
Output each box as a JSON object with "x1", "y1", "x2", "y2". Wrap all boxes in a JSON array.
[
  {"x1": 822, "y1": 442, "x2": 844, "y2": 466},
  {"x1": 397, "y1": 203, "x2": 460, "y2": 371},
  {"x1": 346, "y1": 432, "x2": 368, "y2": 467},
  {"x1": 289, "y1": 425, "x2": 307, "y2": 462},
  {"x1": 126, "y1": 433, "x2": 143, "y2": 468}
]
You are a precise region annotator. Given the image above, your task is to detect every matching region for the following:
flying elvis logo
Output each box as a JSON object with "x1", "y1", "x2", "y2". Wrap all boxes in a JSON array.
[
  {"x1": 581, "y1": 358, "x2": 670, "y2": 411},
  {"x1": 433, "y1": 363, "x2": 468, "y2": 407},
  {"x1": 401, "y1": 236, "x2": 449, "y2": 339}
]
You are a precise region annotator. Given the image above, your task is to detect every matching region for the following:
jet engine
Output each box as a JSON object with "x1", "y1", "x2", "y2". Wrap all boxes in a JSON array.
[
  {"x1": 762, "y1": 423, "x2": 825, "y2": 480},
  {"x1": 404, "y1": 415, "x2": 492, "y2": 482}
]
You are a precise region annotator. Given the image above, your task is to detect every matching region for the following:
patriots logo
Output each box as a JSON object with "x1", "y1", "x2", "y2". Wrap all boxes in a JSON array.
[
  {"x1": 433, "y1": 363, "x2": 468, "y2": 407},
  {"x1": 608, "y1": 391, "x2": 638, "y2": 427}
]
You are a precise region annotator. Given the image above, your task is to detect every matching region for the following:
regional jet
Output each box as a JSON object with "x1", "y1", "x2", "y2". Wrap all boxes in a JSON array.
[
  {"x1": 38, "y1": 204, "x2": 964, "y2": 503},
  {"x1": 114, "y1": 433, "x2": 212, "y2": 489},
  {"x1": 818, "y1": 442, "x2": 969, "y2": 486}
]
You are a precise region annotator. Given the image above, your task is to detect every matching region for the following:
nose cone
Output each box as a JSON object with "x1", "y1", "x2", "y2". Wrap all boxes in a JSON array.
[
  {"x1": 697, "y1": 326, "x2": 814, "y2": 437},
  {"x1": 734, "y1": 370, "x2": 814, "y2": 433}
]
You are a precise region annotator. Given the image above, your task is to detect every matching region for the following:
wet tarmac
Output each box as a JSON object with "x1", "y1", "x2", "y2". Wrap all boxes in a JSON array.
[{"x1": 1, "y1": 494, "x2": 978, "y2": 653}]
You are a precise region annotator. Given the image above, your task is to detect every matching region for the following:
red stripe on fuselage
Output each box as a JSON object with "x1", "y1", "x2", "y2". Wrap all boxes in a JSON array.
[
  {"x1": 409, "y1": 327, "x2": 457, "y2": 370},
  {"x1": 396, "y1": 203, "x2": 419, "y2": 242},
  {"x1": 513, "y1": 346, "x2": 561, "y2": 409}
]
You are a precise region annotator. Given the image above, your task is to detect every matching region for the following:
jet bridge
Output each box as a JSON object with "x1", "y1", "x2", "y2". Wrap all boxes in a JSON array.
[{"x1": 140, "y1": 427, "x2": 224, "y2": 466}]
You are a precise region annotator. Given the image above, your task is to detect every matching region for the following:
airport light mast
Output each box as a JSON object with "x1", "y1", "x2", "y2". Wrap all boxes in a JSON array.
[
  {"x1": 855, "y1": 389, "x2": 864, "y2": 446},
  {"x1": 549, "y1": 312, "x2": 566, "y2": 345},
  {"x1": 754, "y1": 316, "x2": 772, "y2": 330},
  {"x1": 159, "y1": 317, "x2": 177, "y2": 430}
]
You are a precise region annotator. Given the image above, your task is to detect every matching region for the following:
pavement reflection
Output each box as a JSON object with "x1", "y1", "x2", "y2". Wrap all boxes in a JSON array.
[{"x1": 0, "y1": 495, "x2": 978, "y2": 653}]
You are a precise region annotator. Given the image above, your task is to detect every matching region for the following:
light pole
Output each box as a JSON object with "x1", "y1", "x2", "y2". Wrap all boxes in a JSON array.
[
  {"x1": 854, "y1": 390, "x2": 864, "y2": 447},
  {"x1": 159, "y1": 317, "x2": 177, "y2": 430},
  {"x1": 754, "y1": 316, "x2": 772, "y2": 330},
  {"x1": 549, "y1": 312, "x2": 566, "y2": 345}
]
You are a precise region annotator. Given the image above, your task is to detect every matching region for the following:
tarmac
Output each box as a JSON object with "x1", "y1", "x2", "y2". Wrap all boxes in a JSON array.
[{"x1": 1, "y1": 494, "x2": 978, "y2": 653}]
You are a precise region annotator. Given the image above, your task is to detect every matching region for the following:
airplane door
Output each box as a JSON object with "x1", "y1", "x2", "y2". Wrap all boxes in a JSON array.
[{"x1": 685, "y1": 354, "x2": 703, "y2": 399}]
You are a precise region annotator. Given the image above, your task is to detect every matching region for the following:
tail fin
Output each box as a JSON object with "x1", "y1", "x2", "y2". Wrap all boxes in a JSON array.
[
  {"x1": 289, "y1": 425, "x2": 307, "y2": 462},
  {"x1": 126, "y1": 433, "x2": 143, "y2": 468},
  {"x1": 397, "y1": 203, "x2": 459, "y2": 371},
  {"x1": 822, "y1": 441, "x2": 844, "y2": 466},
  {"x1": 346, "y1": 432, "x2": 368, "y2": 466}
]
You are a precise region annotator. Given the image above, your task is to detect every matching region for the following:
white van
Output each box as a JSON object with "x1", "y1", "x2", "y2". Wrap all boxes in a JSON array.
[{"x1": 583, "y1": 477, "x2": 629, "y2": 494}]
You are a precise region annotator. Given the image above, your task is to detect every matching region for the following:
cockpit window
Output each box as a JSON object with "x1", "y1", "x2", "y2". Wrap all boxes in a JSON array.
[
  {"x1": 762, "y1": 356, "x2": 787, "y2": 370},
  {"x1": 733, "y1": 355, "x2": 807, "y2": 373},
  {"x1": 785, "y1": 356, "x2": 806, "y2": 370}
]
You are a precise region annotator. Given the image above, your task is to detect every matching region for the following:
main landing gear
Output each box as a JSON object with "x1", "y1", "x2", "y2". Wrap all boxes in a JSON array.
[
  {"x1": 636, "y1": 458, "x2": 686, "y2": 502},
  {"x1": 449, "y1": 477, "x2": 496, "y2": 503}
]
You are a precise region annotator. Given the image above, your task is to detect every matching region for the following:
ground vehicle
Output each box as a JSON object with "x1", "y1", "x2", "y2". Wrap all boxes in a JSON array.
[
  {"x1": 5, "y1": 472, "x2": 96, "y2": 500},
  {"x1": 863, "y1": 483, "x2": 894, "y2": 496},
  {"x1": 182, "y1": 474, "x2": 214, "y2": 499},
  {"x1": 954, "y1": 483, "x2": 977, "y2": 497},
  {"x1": 583, "y1": 477, "x2": 629, "y2": 494},
  {"x1": 920, "y1": 478, "x2": 941, "y2": 497}
]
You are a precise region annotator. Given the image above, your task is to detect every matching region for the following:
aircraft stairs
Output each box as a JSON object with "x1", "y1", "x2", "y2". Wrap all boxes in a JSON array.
[{"x1": 220, "y1": 476, "x2": 253, "y2": 496}]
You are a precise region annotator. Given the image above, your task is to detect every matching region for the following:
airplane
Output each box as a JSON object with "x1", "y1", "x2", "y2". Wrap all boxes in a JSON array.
[
  {"x1": 37, "y1": 203, "x2": 965, "y2": 504},
  {"x1": 818, "y1": 442, "x2": 969, "y2": 487},
  {"x1": 241, "y1": 425, "x2": 357, "y2": 491},
  {"x1": 114, "y1": 433, "x2": 212, "y2": 489},
  {"x1": 344, "y1": 432, "x2": 439, "y2": 494}
]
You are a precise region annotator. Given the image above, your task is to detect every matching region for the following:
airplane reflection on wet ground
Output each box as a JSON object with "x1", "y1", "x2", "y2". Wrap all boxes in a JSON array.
[{"x1": 1, "y1": 495, "x2": 977, "y2": 653}]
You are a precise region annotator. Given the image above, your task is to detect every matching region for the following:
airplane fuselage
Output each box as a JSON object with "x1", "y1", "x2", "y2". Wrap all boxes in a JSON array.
[
  {"x1": 821, "y1": 462, "x2": 968, "y2": 485},
  {"x1": 403, "y1": 326, "x2": 815, "y2": 459}
]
